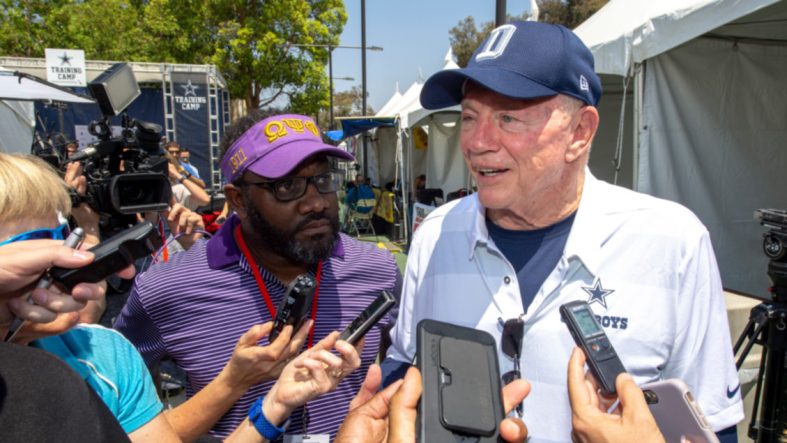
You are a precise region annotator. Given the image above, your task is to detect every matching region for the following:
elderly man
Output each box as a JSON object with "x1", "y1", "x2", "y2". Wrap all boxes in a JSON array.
[
  {"x1": 116, "y1": 112, "x2": 401, "y2": 440},
  {"x1": 383, "y1": 21, "x2": 742, "y2": 442}
]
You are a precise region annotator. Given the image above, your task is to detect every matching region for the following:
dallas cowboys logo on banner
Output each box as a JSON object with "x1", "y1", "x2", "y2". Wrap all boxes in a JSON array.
[
  {"x1": 172, "y1": 72, "x2": 210, "y2": 185},
  {"x1": 45, "y1": 48, "x2": 86, "y2": 87}
]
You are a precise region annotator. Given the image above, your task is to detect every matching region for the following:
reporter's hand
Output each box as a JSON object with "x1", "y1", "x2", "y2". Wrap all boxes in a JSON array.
[
  {"x1": 337, "y1": 365, "x2": 530, "y2": 443},
  {"x1": 0, "y1": 240, "x2": 134, "y2": 329},
  {"x1": 262, "y1": 331, "x2": 363, "y2": 425},
  {"x1": 386, "y1": 367, "x2": 530, "y2": 443},
  {"x1": 567, "y1": 347, "x2": 665, "y2": 443},
  {"x1": 335, "y1": 364, "x2": 403, "y2": 443},
  {"x1": 221, "y1": 320, "x2": 312, "y2": 391},
  {"x1": 166, "y1": 203, "x2": 204, "y2": 250}
]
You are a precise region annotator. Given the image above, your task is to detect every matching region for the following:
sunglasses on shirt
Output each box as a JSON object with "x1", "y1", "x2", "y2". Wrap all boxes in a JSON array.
[
  {"x1": 0, "y1": 223, "x2": 70, "y2": 247},
  {"x1": 501, "y1": 317, "x2": 525, "y2": 417}
]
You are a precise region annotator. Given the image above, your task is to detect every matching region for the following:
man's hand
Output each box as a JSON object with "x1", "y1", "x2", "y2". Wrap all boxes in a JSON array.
[
  {"x1": 262, "y1": 331, "x2": 363, "y2": 425},
  {"x1": 64, "y1": 161, "x2": 100, "y2": 245},
  {"x1": 567, "y1": 347, "x2": 665, "y2": 443},
  {"x1": 166, "y1": 203, "x2": 205, "y2": 250},
  {"x1": 336, "y1": 365, "x2": 530, "y2": 443},
  {"x1": 221, "y1": 320, "x2": 312, "y2": 391},
  {"x1": 335, "y1": 364, "x2": 403, "y2": 442}
]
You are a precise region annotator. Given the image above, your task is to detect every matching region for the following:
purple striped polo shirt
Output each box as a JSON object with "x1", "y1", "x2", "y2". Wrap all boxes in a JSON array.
[{"x1": 114, "y1": 214, "x2": 402, "y2": 438}]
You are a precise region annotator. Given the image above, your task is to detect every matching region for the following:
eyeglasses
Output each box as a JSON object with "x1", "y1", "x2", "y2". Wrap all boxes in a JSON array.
[
  {"x1": 501, "y1": 317, "x2": 524, "y2": 417},
  {"x1": 241, "y1": 171, "x2": 343, "y2": 202},
  {"x1": 0, "y1": 223, "x2": 70, "y2": 246}
]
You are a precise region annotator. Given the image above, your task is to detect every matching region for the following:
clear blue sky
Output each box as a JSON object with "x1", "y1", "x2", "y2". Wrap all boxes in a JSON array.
[{"x1": 331, "y1": 0, "x2": 534, "y2": 113}]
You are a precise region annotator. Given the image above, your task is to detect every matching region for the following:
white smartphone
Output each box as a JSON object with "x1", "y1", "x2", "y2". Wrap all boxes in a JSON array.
[{"x1": 640, "y1": 379, "x2": 719, "y2": 443}]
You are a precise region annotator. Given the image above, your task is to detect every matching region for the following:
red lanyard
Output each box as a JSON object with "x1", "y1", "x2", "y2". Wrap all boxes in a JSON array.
[{"x1": 234, "y1": 224, "x2": 321, "y2": 348}]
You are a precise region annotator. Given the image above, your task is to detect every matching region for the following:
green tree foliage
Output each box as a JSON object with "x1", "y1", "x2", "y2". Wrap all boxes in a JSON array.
[
  {"x1": 539, "y1": 0, "x2": 608, "y2": 29},
  {"x1": 448, "y1": 1, "x2": 607, "y2": 67},
  {"x1": 333, "y1": 85, "x2": 371, "y2": 116},
  {"x1": 0, "y1": 0, "x2": 347, "y2": 113}
]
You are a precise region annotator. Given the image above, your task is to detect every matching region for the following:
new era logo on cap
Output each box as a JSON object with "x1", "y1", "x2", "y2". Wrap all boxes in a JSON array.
[
  {"x1": 420, "y1": 21, "x2": 602, "y2": 109},
  {"x1": 580, "y1": 75, "x2": 589, "y2": 91}
]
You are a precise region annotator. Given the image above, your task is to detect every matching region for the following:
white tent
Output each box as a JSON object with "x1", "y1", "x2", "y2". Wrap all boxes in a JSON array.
[
  {"x1": 575, "y1": 0, "x2": 787, "y2": 296},
  {"x1": 0, "y1": 67, "x2": 94, "y2": 154},
  {"x1": 404, "y1": 48, "x2": 469, "y2": 199},
  {"x1": 0, "y1": 67, "x2": 35, "y2": 153}
]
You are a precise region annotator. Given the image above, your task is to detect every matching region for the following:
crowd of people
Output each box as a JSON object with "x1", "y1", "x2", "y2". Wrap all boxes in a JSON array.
[{"x1": 1, "y1": 21, "x2": 742, "y2": 443}]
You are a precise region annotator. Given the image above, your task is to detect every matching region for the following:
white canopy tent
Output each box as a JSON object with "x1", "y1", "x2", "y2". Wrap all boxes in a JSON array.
[
  {"x1": 0, "y1": 68, "x2": 94, "y2": 153},
  {"x1": 575, "y1": 0, "x2": 787, "y2": 296}
]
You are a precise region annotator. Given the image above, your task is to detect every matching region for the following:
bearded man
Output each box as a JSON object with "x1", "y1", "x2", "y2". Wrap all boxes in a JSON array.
[{"x1": 115, "y1": 111, "x2": 401, "y2": 440}]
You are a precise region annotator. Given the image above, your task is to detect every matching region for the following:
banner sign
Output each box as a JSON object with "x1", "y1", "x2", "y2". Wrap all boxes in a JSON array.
[
  {"x1": 172, "y1": 72, "x2": 211, "y2": 186},
  {"x1": 45, "y1": 48, "x2": 86, "y2": 87},
  {"x1": 412, "y1": 202, "x2": 437, "y2": 234}
]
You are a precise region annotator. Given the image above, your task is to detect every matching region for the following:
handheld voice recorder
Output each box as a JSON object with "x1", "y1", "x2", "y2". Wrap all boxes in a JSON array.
[{"x1": 560, "y1": 300, "x2": 626, "y2": 395}]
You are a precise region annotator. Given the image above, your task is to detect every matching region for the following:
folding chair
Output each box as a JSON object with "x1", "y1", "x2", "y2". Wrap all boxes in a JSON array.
[{"x1": 345, "y1": 195, "x2": 377, "y2": 237}]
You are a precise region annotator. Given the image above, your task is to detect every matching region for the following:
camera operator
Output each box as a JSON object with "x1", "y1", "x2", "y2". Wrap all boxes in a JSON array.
[
  {"x1": 164, "y1": 148, "x2": 210, "y2": 211},
  {"x1": 165, "y1": 141, "x2": 207, "y2": 188}
]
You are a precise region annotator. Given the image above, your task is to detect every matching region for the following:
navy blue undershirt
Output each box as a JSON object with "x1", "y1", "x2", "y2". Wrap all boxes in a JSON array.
[{"x1": 486, "y1": 212, "x2": 576, "y2": 313}]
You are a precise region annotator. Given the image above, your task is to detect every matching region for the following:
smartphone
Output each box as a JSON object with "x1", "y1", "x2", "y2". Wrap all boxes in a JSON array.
[
  {"x1": 641, "y1": 379, "x2": 719, "y2": 443},
  {"x1": 339, "y1": 290, "x2": 396, "y2": 345},
  {"x1": 49, "y1": 221, "x2": 162, "y2": 290},
  {"x1": 269, "y1": 274, "x2": 315, "y2": 341},
  {"x1": 416, "y1": 319, "x2": 504, "y2": 442},
  {"x1": 560, "y1": 300, "x2": 626, "y2": 395}
]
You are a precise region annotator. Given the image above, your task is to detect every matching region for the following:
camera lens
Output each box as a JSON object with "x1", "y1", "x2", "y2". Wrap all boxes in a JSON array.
[
  {"x1": 643, "y1": 389, "x2": 659, "y2": 404},
  {"x1": 764, "y1": 234, "x2": 785, "y2": 260}
]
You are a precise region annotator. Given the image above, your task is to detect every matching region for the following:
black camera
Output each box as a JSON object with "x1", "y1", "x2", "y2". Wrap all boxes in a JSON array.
[
  {"x1": 755, "y1": 209, "x2": 787, "y2": 294},
  {"x1": 71, "y1": 63, "x2": 172, "y2": 230}
]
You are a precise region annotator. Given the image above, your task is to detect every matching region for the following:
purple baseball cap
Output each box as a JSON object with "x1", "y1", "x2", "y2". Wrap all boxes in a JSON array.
[
  {"x1": 420, "y1": 21, "x2": 601, "y2": 109},
  {"x1": 220, "y1": 113, "x2": 354, "y2": 182}
]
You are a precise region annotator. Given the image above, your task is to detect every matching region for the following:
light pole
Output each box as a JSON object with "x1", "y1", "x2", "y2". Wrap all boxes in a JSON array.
[
  {"x1": 288, "y1": 43, "x2": 382, "y2": 130},
  {"x1": 330, "y1": 76, "x2": 354, "y2": 129}
]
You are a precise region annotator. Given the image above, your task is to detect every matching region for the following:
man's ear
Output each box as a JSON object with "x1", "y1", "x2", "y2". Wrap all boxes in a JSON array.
[
  {"x1": 224, "y1": 183, "x2": 246, "y2": 218},
  {"x1": 565, "y1": 105, "x2": 599, "y2": 163}
]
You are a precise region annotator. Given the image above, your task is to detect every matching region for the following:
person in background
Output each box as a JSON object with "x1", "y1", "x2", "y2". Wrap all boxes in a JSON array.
[
  {"x1": 383, "y1": 21, "x2": 742, "y2": 442},
  {"x1": 165, "y1": 141, "x2": 208, "y2": 189},
  {"x1": 165, "y1": 145, "x2": 210, "y2": 211},
  {"x1": 345, "y1": 173, "x2": 376, "y2": 215}
]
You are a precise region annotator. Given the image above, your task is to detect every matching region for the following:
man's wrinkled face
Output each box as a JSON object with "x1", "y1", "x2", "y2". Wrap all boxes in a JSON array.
[
  {"x1": 239, "y1": 157, "x2": 340, "y2": 266},
  {"x1": 459, "y1": 84, "x2": 582, "y2": 212}
]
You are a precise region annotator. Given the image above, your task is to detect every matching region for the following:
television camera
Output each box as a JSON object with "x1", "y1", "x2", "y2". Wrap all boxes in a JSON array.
[{"x1": 43, "y1": 63, "x2": 172, "y2": 231}]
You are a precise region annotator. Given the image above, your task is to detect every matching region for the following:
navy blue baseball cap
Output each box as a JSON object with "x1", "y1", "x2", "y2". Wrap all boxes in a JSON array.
[{"x1": 420, "y1": 21, "x2": 601, "y2": 109}]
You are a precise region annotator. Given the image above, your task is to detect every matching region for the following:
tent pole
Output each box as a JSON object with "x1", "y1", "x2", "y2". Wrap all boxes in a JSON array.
[{"x1": 632, "y1": 62, "x2": 644, "y2": 191}]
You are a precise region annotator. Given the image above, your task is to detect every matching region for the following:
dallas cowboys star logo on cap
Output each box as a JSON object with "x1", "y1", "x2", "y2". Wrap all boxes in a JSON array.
[{"x1": 582, "y1": 279, "x2": 615, "y2": 309}]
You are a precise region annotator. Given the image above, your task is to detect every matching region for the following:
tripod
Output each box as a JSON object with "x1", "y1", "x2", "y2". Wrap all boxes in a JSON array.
[{"x1": 734, "y1": 287, "x2": 787, "y2": 442}]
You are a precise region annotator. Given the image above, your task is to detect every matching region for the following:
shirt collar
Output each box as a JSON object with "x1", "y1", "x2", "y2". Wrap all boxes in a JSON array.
[
  {"x1": 467, "y1": 194, "x2": 492, "y2": 260},
  {"x1": 466, "y1": 168, "x2": 604, "y2": 277},
  {"x1": 562, "y1": 169, "x2": 605, "y2": 276},
  {"x1": 206, "y1": 214, "x2": 345, "y2": 270}
]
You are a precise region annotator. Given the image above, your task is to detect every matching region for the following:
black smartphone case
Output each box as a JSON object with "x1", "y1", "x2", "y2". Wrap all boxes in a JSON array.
[{"x1": 416, "y1": 319, "x2": 505, "y2": 443}]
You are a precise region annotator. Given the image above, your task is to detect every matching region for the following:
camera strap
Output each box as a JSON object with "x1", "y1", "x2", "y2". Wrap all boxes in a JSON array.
[{"x1": 234, "y1": 224, "x2": 322, "y2": 348}]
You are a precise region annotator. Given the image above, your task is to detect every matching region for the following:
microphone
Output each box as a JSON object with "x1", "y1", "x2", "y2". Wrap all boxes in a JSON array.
[{"x1": 66, "y1": 145, "x2": 100, "y2": 162}]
